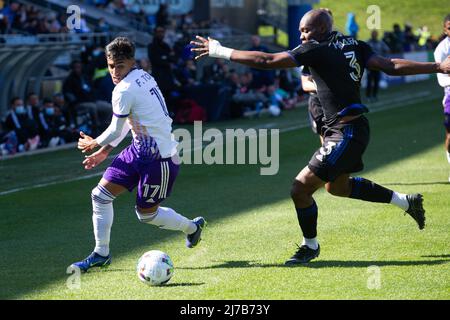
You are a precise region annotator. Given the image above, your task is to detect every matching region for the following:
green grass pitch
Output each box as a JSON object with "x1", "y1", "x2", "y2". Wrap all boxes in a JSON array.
[{"x1": 0, "y1": 80, "x2": 449, "y2": 300}]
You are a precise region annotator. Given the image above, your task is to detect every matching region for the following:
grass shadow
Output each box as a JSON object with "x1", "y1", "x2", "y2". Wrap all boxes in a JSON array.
[
  {"x1": 383, "y1": 181, "x2": 449, "y2": 186},
  {"x1": 421, "y1": 254, "x2": 450, "y2": 259},
  {"x1": 178, "y1": 258, "x2": 450, "y2": 270},
  {"x1": 162, "y1": 282, "x2": 205, "y2": 287}
]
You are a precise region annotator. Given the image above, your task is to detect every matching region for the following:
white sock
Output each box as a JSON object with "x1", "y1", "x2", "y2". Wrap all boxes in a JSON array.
[
  {"x1": 390, "y1": 192, "x2": 409, "y2": 211},
  {"x1": 446, "y1": 151, "x2": 450, "y2": 164},
  {"x1": 91, "y1": 185, "x2": 115, "y2": 257},
  {"x1": 136, "y1": 206, "x2": 197, "y2": 235},
  {"x1": 302, "y1": 237, "x2": 318, "y2": 250}
]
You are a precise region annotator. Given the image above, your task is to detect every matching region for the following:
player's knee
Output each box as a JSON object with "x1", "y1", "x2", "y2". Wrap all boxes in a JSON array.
[
  {"x1": 325, "y1": 182, "x2": 348, "y2": 197},
  {"x1": 91, "y1": 185, "x2": 115, "y2": 204},
  {"x1": 135, "y1": 206, "x2": 158, "y2": 224},
  {"x1": 290, "y1": 180, "x2": 311, "y2": 202}
]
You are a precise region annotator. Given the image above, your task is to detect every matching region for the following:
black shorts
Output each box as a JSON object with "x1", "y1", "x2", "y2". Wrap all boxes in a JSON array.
[
  {"x1": 308, "y1": 116, "x2": 370, "y2": 182},
  {"x1": 308, "y1": 94, "x2": 324, "y2": 135}
]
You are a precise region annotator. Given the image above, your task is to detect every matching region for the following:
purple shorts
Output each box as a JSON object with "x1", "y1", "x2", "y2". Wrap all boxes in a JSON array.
[
  {"x1": 444, "y1": 87, "x2": 450, "y2": 128},
  {"x1": 103, "y1": 145, "x2": 179, "y2": 208}
]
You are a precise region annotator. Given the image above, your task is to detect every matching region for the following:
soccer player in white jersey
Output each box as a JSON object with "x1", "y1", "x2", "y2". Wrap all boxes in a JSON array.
[
  {"x1": 71, "y1": 37, "x2": 206, "y2": 272},
  {"x1": 434, "y1": 14, "x2": 450, "y2": 181}
]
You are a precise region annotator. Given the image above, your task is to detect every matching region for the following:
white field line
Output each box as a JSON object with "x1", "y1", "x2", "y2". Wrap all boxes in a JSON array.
[{"x1": 0, "y1": 91, "x2": 439, "y2": 197}]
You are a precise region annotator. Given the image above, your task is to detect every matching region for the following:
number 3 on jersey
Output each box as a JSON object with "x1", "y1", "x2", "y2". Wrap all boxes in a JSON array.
[
  {"x1": 344, "y1": 51, "x2": 361, "y2": 82},
  {"x1": 149, "y1": 87, "x2": 169, "y2": 116}
]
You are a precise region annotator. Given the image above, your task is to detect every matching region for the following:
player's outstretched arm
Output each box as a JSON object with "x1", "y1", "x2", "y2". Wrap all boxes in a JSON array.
[
  {"x1": 82, "y1": 145, "x2": 113, "y2": 170},
  {"x1": 190, "y1": 36, "x2": 297, "y2": 70},
  {"x1": 367, "y1": 54, "x2": 450, "y2": 76}
]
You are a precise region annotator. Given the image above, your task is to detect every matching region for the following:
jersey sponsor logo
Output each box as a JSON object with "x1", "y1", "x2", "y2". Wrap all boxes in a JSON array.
[{"x1": 316, "y1": 141, "x2": 336, "y2": 162}]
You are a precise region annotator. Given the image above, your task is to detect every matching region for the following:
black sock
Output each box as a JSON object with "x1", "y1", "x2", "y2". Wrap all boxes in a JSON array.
[
  {"x1": 295, "y1": 200, "x2": 318, "y2": 239},
  {"x1": 349, "y1": 177, "x2": 393, "y2": 203}
]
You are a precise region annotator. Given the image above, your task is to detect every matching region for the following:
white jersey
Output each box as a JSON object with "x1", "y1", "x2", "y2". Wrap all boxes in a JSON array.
[
  {"x1": 434, "y1": 37, "x2": 450, "y2": 88},
  {"x1": 111, "y1": 68, "x2": 178, "y2": 158}
]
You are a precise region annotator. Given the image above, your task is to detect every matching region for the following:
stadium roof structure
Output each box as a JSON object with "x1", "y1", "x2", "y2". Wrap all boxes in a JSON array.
[{"x1": 0, "y1": 37, "x2": 84, "y2": 117}]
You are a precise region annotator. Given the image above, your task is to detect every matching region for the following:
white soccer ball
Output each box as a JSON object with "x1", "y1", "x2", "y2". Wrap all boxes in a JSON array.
[{"x1": 136, "y1": 250, "x2": 174, "y2": 286}]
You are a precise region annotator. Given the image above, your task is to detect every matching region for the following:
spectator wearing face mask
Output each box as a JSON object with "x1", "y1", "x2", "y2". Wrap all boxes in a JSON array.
[
  {"x1": 4, "y1": 97, "x2": 40, "y2": 152},
  {"x1": 37, "y1": 98, "x2": 77, "y2": 147}
]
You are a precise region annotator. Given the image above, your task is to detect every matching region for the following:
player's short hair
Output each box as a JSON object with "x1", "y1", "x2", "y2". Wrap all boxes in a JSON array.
[
  {"x1": 320, "y1": 7, "x2": 333, "y2": 17},
  {"x1": 444, "y1": 14, "x2": 450, "y2": 25},
  {"x1": 105, "y1": 37, "x2": 135, "y2": 61}
]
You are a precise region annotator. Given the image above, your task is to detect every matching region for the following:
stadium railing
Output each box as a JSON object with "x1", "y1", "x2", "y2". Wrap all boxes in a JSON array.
[{"x1": 0, "y1": 36, "x2": 91, "y2": 117}]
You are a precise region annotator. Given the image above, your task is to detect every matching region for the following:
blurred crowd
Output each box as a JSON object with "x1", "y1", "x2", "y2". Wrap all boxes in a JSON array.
[
  {"x1": 0, "y1": 1, "x2": 98, "y2": 35},
  {"x1": 345, "y1": 12, "x2": 443, "y2": 52},
  {"x1": 1, "y1": 1, "x2": 448, "y2": 156}
]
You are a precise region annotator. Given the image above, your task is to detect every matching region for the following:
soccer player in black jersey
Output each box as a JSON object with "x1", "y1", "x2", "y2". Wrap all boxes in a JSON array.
[
  {"x1": 191, "y1": 9, "x2": 450, "y2": 264},
  {"x1": 302, "y1": 65, "x2": 325, "y2": 143}
]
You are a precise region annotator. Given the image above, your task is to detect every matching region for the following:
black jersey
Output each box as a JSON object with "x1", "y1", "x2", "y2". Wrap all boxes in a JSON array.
[{"x1": 289, "y1": 31, "x2": 374, "y2": 125}]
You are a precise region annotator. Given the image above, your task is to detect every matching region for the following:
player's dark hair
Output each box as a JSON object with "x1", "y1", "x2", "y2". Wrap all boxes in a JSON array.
[
  {"x1": 444, "y1": 14, "x2": 450, "y2": 25},
  {"x1": 105, "y1": 37, "x2": 135, "y2": 61}
]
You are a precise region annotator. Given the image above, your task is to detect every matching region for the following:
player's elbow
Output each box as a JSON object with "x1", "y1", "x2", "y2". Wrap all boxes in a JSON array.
[
  {"x1": 378, "y1": 60, "x2": 397, "y2": 75},
  {"x1": 253, "y1": 54, "x2": 278, "y2": 70}
]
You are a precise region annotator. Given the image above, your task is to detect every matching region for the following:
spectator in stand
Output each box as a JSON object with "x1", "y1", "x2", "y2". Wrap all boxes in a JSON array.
[
  {"x1": 226, "y1": 70, "x2": 245, "y2": 118},
  {"x1": 26, "y1": 4, "x2": 39, "y2": 21},
  {"x1": 138, "y1": 58, "x2": 152, "y2": 74},
  {"x1": 165, "y1": 19, "x2": 182, "y2": 49},
  {"x1": 46, "y1": 12, "x2": 61, "y2": 33},
  {"x1": 63, "y1": 60, "x2": 111, "y2": 134},
  {"x1": 0, "y1": 1, "x2": 19, "y2": 31},
  {"x1": 11, "y1": 2, "x2": 26, "y2": 31},
  {"x1": 232, "y1": 72, "x2": 268, "y2": 117},
  {"x1": 148, "y1": 26, "x2": 178, "y2": 107},
  {"x1": 175, "y1": 59, "x2": 198, "y2": 86},
  {"x1": 417, "y1": 25, "x2": 431, "y2": 48},
  {"x1": 403, "y1": 24, "x2": 417, "y2": 52},
  {"x1": 0, "y1": 12, "x2": 8, "y2": 34},
  {"x1": 278, "y1": 68, "x2": 301, "y2": 100},
  {"x1": 91, "y1": 0, "x2": 109, "y2": 9},
  {"x1": 26, "y1": 92, "x2": 41, "y2": 120},
  {"x1": 156, "y1": 3, "x2": 170, "y2": 27},
  {"x1": 37, "y1": 97, "x2": 77, "y2": 147},
  {"x1": 181, "y1": 11, "x2": 196, "y2": 29},
  {"x1": 94, "y1": 17, "x2": 110, "y2": 33},
  {"x1": 36, "y1": 16, "x2": 50, "y2": 33},
  {"x1": 345, "y1": 12, "x2": 359, "y2": 39},
  {"x1": 202, "y1": 58, "x2": 230, "y2": 84},
  {"x1": 391, "y1": 23, "x2": 405, "y2": 53},
  {"x1": 174, "y1": 31, "x2": 195, "y2": 62},
  {"x1": 366, "y1": 30, "x2": 390, "y2": 102},
  {"x1": 23, "y1": 15, "x2": 39, "y2": 34},
  {"x1": 106, "y1": 0, "x2": 126, "y2": 16},
  {"x1": 0, "y1": 121, "x2": 19, "y2": 156},
  {"x1": 53, "y1": 92, "x2": 76, "y2": 128},
  {"x1": 91, "y1": 49, "x2": 115, "y2": 103},
  {"x1": 248, "y1": 35, "x2": 275, "y2": 89},
  {"x1": 4, "y1": 97, "x2": 40, "y2": 152}
]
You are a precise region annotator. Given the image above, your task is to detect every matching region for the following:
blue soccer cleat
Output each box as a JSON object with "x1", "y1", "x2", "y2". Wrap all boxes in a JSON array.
[
  {"x1": 71, "y1": 252, "x2": 111, "y2": 273},
  {"x1": 186, "y1": 217, "x2": 207, "y2": 248}
]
